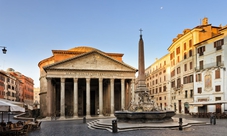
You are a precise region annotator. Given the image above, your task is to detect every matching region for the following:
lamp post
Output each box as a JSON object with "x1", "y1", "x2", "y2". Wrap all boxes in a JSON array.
[{"x1": 0, "y1": 46, "x2": 7, "y2": 54}]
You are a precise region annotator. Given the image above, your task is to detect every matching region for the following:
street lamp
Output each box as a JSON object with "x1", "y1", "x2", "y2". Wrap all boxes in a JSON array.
[{"x1": 0, "y1": 46, "x2": 7, "y2": 54}]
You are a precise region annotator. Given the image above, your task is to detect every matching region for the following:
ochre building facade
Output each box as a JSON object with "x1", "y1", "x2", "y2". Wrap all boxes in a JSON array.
[{"x1": 38, "y1": 46, "x2": 136, "y2": 119}]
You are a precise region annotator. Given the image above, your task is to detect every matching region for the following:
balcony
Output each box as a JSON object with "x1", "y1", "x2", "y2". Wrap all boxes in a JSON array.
[{"x1": 195, "y1": 61, "x2": 224, "y2": 71}]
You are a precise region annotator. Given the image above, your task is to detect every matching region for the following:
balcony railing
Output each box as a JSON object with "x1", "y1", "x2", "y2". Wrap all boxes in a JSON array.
[{"x1": 195, "y1": 61, "x2": 224, "y2": 71}]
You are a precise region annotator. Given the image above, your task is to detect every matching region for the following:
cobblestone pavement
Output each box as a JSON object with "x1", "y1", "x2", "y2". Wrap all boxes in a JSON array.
[{"x1": 28, "y1": 114, "x2": 227, "y2": 136}]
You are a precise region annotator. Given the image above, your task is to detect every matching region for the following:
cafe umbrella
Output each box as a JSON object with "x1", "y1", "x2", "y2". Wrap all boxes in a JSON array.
[{"x1": 0, "y1": 100, "x2": 25, "y2": 122}]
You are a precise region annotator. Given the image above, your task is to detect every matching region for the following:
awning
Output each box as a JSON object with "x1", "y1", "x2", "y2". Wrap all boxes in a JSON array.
[{"x1": 189, "y1": 100, "x2": 227, "y2": 106}]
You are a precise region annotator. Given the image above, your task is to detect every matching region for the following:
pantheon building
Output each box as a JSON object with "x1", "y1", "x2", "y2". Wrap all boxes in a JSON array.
[{"x1": 38, "y1": 46, "x2": 137, "y2": 119}]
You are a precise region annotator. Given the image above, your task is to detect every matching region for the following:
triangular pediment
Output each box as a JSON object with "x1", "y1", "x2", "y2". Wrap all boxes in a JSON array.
[{"x1": 44, "y1": 50, "x2": 136, "y2": 72}]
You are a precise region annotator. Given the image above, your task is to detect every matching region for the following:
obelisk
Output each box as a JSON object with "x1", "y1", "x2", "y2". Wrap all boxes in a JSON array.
[{"x1": 135, "y1": 29, "x2": 149, "y2": 93}]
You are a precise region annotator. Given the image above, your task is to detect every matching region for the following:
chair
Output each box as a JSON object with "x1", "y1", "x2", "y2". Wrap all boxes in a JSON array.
[{"x1": 18, "y1": 124, "x2": 29, "y2": 135}]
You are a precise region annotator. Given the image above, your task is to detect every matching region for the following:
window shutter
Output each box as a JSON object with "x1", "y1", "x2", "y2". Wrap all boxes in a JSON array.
[{"x1": 214, "y1": 42, "x2": 216, "y2": 48}]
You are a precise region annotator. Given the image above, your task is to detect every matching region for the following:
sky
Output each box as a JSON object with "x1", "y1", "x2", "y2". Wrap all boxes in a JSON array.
[{"x1": 1, "y1": 0, "x2": 227, "y2": 88}]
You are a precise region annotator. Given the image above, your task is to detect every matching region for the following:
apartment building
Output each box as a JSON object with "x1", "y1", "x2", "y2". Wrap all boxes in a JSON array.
[
  {"x1": 146, "y1": 17, "x2": 223, "y2": 114},
  {"x1": 192, "y1": 25, "x2": 227, "y2": 113},
  {"x1": 0, "y1": 68, "x2": 34, "y2": 107},
  {"x1": 145, "y1": 54, "x2": 171, "y2": 110}
]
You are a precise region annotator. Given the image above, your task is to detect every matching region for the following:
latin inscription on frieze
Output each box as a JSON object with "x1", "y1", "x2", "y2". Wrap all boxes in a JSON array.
[{"x1": 65, "y1": 72, "x2": 123, "y2": 77}]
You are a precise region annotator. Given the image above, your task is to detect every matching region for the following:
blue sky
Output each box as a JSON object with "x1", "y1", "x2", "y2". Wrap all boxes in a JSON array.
[{"x1": 1, "y1": 0, "x2": 227, "y2": 87}]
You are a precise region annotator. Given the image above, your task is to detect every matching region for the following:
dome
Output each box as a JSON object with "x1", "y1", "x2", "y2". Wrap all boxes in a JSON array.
[
  {"x1": 69, "y1": 46, "x2": 100, "y2": 53},
  {"x1": 7, "y1": 68, "x2": 15, "y2": 72}
]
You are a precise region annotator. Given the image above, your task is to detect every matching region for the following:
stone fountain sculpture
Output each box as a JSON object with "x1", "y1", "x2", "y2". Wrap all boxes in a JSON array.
[{"x1": 115, "y1": 30, "x2": 175, "y2": 123}]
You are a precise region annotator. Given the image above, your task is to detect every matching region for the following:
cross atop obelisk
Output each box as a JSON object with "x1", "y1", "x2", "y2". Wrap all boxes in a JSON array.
[{"x1": 139, "y1": 28, "x2": 143, "y2": 35}]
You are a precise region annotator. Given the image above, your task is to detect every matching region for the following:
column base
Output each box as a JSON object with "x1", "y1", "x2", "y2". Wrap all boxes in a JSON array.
[
  {"x1": 44, "y1": 116, "x2": 52, "y2": 121},
  {"x1": 110, "y1": 114, "x2": 115, "y2": 117},
  {"x1": 59, "y1": 116, "x2": 66, "y2": 120},
  {"x1": 86, "y1": 115, "x2": 91, "y2": 118},
  {"x1": 73, "y1": 115, "x2": 79, "y2": 119},
  {"x1": 98, "y1": 114, "x2": 104, "y2": 117}
]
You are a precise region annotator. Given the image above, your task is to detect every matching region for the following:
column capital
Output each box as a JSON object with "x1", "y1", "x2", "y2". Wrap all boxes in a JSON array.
[
  {"x1": 99, "y1": 78, "x2": 103, "y2": 82},
  {"x1": 86, "y1": 78, "x2": 90, "y2": 82},
  {"x1": 61, "y1": 78, "x2": 65, "y2": 83},
  {"x1": 46, "y1": 77, "x2": 52, "y2": 80},
  {"x1": 131, "y1": 79, "x2": 135, "y2": 83},
  {"x1": 110, "y1": 78, "x2": 114, "y2": 82},
  {"x1": 74, "y1": 78, "x2": 78, "y2": 83}
]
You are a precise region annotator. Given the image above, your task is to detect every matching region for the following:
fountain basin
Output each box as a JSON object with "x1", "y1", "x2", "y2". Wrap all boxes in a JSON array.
[{"x1": 115, "y1": 110, "x2": 175, "y2": 123}]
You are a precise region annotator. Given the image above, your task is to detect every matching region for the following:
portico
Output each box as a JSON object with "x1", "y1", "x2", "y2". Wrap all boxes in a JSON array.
[{"x1": 38, "y1": 47, "x2": 136, "y2": 119}]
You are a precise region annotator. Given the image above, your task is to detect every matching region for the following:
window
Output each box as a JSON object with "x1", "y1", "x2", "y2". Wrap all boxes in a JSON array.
[
  {"x1": 198, "y1": 87, "x2": 202, "y2": 93},
  {"x1": 184, "y1": 53, "x2": 187, "y2": 59},
  {"x1": 215, "y1": 69, "x2": 220, "y2": 79},
  {"x1": 185, "y1": 90, "x2": 188, "y2": 98},
  {"x1": 189, "y1": 50, "x2": 192, "y2": 57},
  {"x1": 184, "y1": 43, "x2": 187, "y2": 50},
  {"x1": 196, "y1": 73, "x2": 202, "y2": 82},
  {"x1": 183, "y1": 76, "x2": 188, "y2": 84},
  {"x1": 199, "y1": 60, "x2": 203, "y2": 70},
  {"x1": 189, "y1": 39, "x2": 192, "y2": 48},
  {"x1": 164, "y1": 61, "x2": 166, "y2": 65},
  {"x1": 190, "y1": 62, "x2": 192, "y2": 70},
  {"x1": 171, "y1": 81, "x2": 175, "y2": 88},
  {"x1": 189, "y1": 75, "x2": 193, "y2": 83},
  {"x1": 163, "y1": 86, "x2": 166, "y2": 92},
  {"x1": 171, "y1": 69, "x2": 175, "y2": 77},
  {"x1": 177, "y1": 67, "x2": 181, "y2": 74},
  {"x1": 159, "y1": 97, "x2": 162, "y2": 100},
  {"x1": 214, "y1": 39, "x2": 224, "y2": 50},
  {"x1": 215, "y1": 97, "x2": 221, "y2": 101},
  {"x1": 156, "y1": 88, "x2": 158, "y2": 93},
  {"x1": 177, "y1": 78, "x2": 181, "y2": 88},
  {"x1": 198, "y1": 46, "x2": 205, "y2": 56},
  {"x1": 176, "y1": 47, "x2": 180, "y2": 55},
  {"x1": 177, "y1": 56, "x2": 180, "y2": 63},
  {"x1": 190, "y1": 90, "x2": 193, "y2": 98},
  {"x1": 216, "y1": 55, "x2": 222, "y2": 66},
  {"x1": 184, "y1": 64, "x2": 187, "y2": 71},
  {"x1": 159, "y1": 87, "x2": 162, "y2": 93},
  {"x1": 215, "y1": 85, "x2": 221, "y2": 92}
]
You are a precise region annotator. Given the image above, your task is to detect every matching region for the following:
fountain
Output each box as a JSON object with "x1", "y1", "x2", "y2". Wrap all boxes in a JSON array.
[{"x1": 114, "y1": 29, "x2": 175, "y2": 123}]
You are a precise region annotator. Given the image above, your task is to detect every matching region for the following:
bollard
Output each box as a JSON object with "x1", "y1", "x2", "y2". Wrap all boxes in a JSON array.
[
  {"x1": 112, "y1": 120, "x2": 118, "y2": 133},
  {"x1": 210, "y1": 113, "x2": 216, "y2": 125},
  {"x1": 179, "y1": 118, "x2": 183, "y2": 131},
  {"x1": 83, "y1": 116, "x2": 86, "y2": 123},
  {"x1": 213, "y1": 115, "x2": 216, "y2": 125}
]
